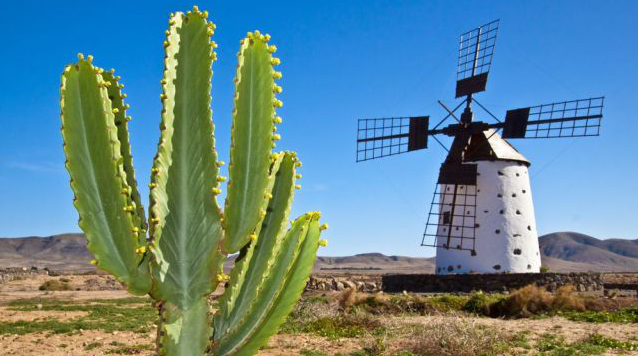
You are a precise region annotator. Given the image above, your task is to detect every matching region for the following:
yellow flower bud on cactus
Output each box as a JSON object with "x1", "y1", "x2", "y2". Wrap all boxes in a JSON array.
[{"x1": 318, "y1": 239, "x2": 328, "y2": 247}]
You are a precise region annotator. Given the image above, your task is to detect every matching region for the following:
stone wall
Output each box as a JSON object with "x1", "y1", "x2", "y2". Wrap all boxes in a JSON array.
[
  {"x1": 382, "y1": 273, "x2": 604, "y2": 293},
  {"x1": 306, "y1": 275, "x2": 382, "y2": 292},
  {"x1": 304, "y1": 273, "x2": 608, "y2": 294},
  {"x1": 0, "y1": 267, "x2": 48, "y2": 284}
]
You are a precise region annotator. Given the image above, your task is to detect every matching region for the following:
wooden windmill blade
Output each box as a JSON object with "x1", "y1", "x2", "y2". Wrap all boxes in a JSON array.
[
  {"x1": 456, "y1": 20, "x2": 500, "y2": 98},
  {"x1": 499, "y1": 97, "x2": 605, "y2": 139},
  {"x1": 356, "y1": 116, "x2": 430, "y2": 162}
]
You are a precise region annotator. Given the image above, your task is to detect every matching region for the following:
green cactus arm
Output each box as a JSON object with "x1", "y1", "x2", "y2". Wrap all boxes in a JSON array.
[
  {"x1": 223, "y1": 32, "x2": 280, "y2": 253},
  {"x1": 158, "y1": 299, "x2": 212, "y2": 356},
  {"x1": 101, "y1": 70, "x2": 147, "y2": 232},
  {"x1": 213, "y1": 213, "x2": 322, "y2": 356},
  {"x1": 148, "y1": 10, "x2": 224, "y2": 309},
  {"x1": 225, "y1": 217, "x2": 321, "y2": 356},
  {"x1": 213, "y1": 152, "x2": 294, "y2": 337},
  {"x1": 60, "y1": 57, "x2": 150, "y2": 295}
]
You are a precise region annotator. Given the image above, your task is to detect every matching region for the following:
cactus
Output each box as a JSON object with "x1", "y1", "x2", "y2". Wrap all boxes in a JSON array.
[{"x1": 59, "y1": 6, "x2": 327, "y2": 356}]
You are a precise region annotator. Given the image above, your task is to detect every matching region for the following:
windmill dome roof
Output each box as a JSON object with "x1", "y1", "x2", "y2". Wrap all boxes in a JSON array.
[{"x1": 464, "y1": 129, "x2": 530, "y2": 166}]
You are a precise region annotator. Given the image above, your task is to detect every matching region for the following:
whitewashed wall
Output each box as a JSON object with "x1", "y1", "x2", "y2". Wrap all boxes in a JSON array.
[{"x1": 435, "y1": 160, "x2": 541, "y2": 274}]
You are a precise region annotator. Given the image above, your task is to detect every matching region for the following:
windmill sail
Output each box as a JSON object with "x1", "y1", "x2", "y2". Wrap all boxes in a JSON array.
[
  {"x1": 422, "y1": 183, "x2": 477, "y2": 254},
  {"x1": 501, "y1": 97, "x2": 604, "y2": 139},
  {"x1": 456, "y1": 20, "x2": 500, "y2": 98},
  {"x1": 356, "y1": 116, "x2": 429, "y2": 162}
]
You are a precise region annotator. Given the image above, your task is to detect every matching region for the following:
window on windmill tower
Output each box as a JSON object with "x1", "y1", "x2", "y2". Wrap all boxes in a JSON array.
[{"x1": 442, "y1": 211, "x2": 451, "y2": 224}]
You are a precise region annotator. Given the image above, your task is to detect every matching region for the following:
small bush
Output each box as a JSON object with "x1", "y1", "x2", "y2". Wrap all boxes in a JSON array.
[
  {"x1": 38, "y1": 280, "x2": 72, "y2": 291},
  {"x1": 489, "y1": 285, "x2": 587, "y2": 318},
  {"x1": 461, "y1": 291, "x2": 506, "y2": 315}
]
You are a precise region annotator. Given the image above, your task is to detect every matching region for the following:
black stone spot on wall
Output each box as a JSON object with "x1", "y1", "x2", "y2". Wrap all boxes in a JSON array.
[
  {"x1": 484, "y1": 210, "x2": 489, "y2": 213},
  {"x1": 475, "y1": 223, "x2": 480, "y2": 228},
  {"x1": 443, "y1": 228, "x2": 447, "y2": 232},
  {"x1": 498, "y1": 171, "x2": 504, "y2": 176},
  {"x1": 513, "y1": 233, "x2": 521, "y2": 237},
  {"x1": 497, "y1": 193, "x2": 503, "y2": 198},
  {"x1": 513, "y1": 248, "x2": 522, "y2": 255},
  {"x1": 527, "y1": 264, "x2": 532, "y2": 270},
  {"x1": 495, "y1": 229, "x2": 501, "y2": 234},
  {"x1": 447, "y1": 265, "x2": 454, "y2": 272},
  {"x1": 499, "y1": 209, "x2": 504, "y2": 214},
  {"x1": 493, "y1": 264, "x2": 501, "y2": 270},
  {"x1": 467, "y1": 211, "x2": 471, "y2": 215},
  {"x1": 527, "y1": 225, "x2": 532, "y2": 231},
  {"x1": 455, "y1": 227, "x2": 459, "y2": 231},
  {"x1": 512, "y1": 193, "x2": 517, "y2": 197},
  {"x1": 477, "y1": 189, "x2": 481, "y2": 192},
  {"x1": 446, "y1": 187, "x2": 450, "y2": 191},
  {"x1": 516, "y1": 210, "x2": 521, "y2": 215},
  {"x1": 457, "y1": 265, "x2": 462, "y2": 269},
  {"x1": 516, "y1": 173, "x2": 520, "y2": 177},
  {"x1": 522, "y1": 189, "x2": 526, "y2": 193}
]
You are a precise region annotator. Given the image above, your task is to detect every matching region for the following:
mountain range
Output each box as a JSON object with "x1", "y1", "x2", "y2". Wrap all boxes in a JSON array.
[{"x1": 0, "y1": 232, "x2": 636, "y2": 273}]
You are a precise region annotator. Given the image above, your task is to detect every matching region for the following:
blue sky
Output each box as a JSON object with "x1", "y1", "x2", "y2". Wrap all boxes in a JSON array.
[{"x1": 0, "y1": 0, "x2": 636, "y2": 257}]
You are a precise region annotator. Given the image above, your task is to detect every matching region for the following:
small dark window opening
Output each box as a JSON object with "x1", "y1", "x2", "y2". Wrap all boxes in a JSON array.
[
  {"x1": 527, "y1": 225, "x2": 532, "y2": 231},
  {"x1": 499, "y1": 209, "x2": 504, "y2": 214},
  {"x1": 527, "y1": 264, "x2": 532, "y2": 270},
  {"x1": 497, "y1": 171, "x2": 504, "y2": 176},
  {"x1": 495, "y1": 229, "x2": 501, "y2": 234},
  {"x1": 512, "y1": 193, "x2": 517, "y2": 197},
  {"x1": 522, "y1": 189, "x2": 526, "y2": 193},
  {"x1": 447, "y1": 265, "x2": 454, "y2": 272},
  {"x1": 493, "y1": 264, "x2": 501, "y2": 270},
  {"x1": 513, "y1": 248, "x2": 522, "y2": 255},
  {"x1": 516, "y1": 210, "x2": 521, "y2": 215},
  {"x1": 442, "y1": 211, "x2": 451, "y2": 224},
  {"x1": 497, "y1": 193, "x2": 503, "y2": 198},
  {"x1": 475, "y1": 223, "x2": 480, "y2": 228},
  {"x1": 516, "y1": 173, "x2": 520, "y2": 177}
]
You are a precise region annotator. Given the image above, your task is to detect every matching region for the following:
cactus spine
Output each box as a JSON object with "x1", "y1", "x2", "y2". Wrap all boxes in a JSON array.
[{"x1": 59, "y1": 7, "x2": 326, "y2": 356}]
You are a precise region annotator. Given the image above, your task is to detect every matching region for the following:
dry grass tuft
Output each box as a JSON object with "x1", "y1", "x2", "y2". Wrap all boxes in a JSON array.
[
  {"x1": 402, "y1": 317, "x2": 511, "y2": 356},
  {"x1": 38, "y1": 279, "x2": 72, "y2": 291}
]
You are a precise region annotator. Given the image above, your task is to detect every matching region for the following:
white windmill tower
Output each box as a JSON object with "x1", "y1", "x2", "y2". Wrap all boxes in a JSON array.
[{"x1": 355, "y1": 20, "x2": 604, "y2": 274}]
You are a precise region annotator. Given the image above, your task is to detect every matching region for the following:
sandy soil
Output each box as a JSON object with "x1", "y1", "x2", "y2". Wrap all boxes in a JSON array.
[{"x1": 2, "y1": 275, "x2": 638, "y2": 356}]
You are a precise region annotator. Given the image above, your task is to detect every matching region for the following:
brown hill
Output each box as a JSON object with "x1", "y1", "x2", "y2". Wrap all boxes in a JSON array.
[
  {"x1": 0, "y1": 232, "x2": 636, "y2": 273},
  {"x1": 539, "y1": 232, "x2": 638, "y2": 272}
]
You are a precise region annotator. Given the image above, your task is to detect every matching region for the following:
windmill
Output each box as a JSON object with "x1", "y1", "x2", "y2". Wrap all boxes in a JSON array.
[{"x1": 355, "y1": 20, "x2": 605, "y2": 274}]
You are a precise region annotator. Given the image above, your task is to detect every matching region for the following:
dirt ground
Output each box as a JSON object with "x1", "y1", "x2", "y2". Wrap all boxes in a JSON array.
[{"x1": 2, "y1": 274, "x2": 638, "y2": 356}]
